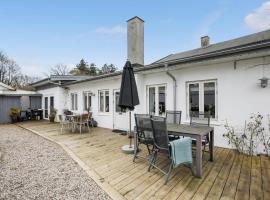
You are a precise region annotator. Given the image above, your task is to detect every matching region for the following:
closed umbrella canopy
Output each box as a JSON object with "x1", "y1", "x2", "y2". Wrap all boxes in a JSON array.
[{"x1": 118, "y1": 61, "x2": 139, "y2": 111}]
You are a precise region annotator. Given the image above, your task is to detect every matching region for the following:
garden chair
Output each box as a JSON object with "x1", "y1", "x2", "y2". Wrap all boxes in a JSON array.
[
  {"x1": 190, "y1": 111, "x2": 210, "y2": 157},
  {"x1": 73, "y1": 114, "x2": 90, "y2": 134},
  {"x1": 133, "y1": 114, "x2": 154, "y2": 162},
  {"x1": 166, "y1": 110, "x2": 182, "y2": 140},
  {"x1": 149, "y1": 116, "x2": 193, "y2": 184},
  {"x1": 58, "y1": 114, "x2": 71, "y2": 134}
]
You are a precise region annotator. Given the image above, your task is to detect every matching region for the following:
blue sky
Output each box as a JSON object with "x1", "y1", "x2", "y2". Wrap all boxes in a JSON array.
[{"x1": 0, "y1": 0, "x2": 269, "y2": 77}]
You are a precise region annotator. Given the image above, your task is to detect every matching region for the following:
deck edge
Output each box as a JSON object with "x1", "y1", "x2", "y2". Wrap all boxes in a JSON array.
[{"x1": 16, "y1": 124, "x2": 126, "y2": 200}]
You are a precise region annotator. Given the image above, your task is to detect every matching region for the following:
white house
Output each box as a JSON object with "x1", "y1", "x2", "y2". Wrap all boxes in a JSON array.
[{"x1": 32, "y1": 16, "x2": 270, "y2": 149}]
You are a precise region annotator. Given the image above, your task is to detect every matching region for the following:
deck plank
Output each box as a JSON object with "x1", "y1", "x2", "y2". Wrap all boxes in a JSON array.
[
  {"x1": 205, "y1": 149, "x2": 235, "y2": 200},
  {"x1": 17, "y1": 121, "x2": 270, "y2": 200},
  {"x1": 220, "y1": 152, "x2": 244, "y2": 200}
]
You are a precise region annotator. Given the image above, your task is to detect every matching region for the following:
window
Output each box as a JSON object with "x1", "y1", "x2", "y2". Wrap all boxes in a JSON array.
[
  {"x1": 83, "y1": 92, "x2": 92, "y2": 111},
  {"x1": 71, "y1": 93, "x2": 78, "y2": 110},
  {"x1": 187, "y1": 80, "x2": 217, "y2": 118},
  {"x1": 99, "y1": 90, "x2": 109, "y2": 112},
  {"x1": 50, "y1": 96, "x2": 54, "y2": 109},
  {"x1": 148, "y1": 85, "x2": 166, "y2": 116}
]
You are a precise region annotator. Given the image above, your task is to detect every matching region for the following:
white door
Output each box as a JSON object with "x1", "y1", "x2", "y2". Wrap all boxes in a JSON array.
[{"x1": 113, "y1": 90, "x2": 128, "y2": 131}]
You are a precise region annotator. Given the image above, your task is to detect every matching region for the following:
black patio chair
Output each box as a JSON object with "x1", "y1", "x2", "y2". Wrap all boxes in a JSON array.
[
  {"x1": 149, "y1": 116, "x2": 193, "y2": 184},
  {"x1": 20, "y1": 111, "x2": 28, "y2": 121},
  {"x1": 190, "y1": 111, "x2": 210, "y2": 156},
  {"x1": 166, "y1": 110, "x2": 182, "y2": 140},
  {"x1": 133, "y1": 114, "x2": 154, "y2": 162},
  {"x1": 166, "y1": 110, "x2": 181, "y2": 124}
]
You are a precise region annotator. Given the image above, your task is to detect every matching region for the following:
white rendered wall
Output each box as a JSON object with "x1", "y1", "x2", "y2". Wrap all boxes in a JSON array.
[{"x1": 36, "y1": 55, "x2": 270, "y2": 152}]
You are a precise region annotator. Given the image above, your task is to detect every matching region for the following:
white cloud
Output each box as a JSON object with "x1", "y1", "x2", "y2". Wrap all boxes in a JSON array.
[
  {"x1": 245, "y1": 1, "x2": 270, "y2": 31},
  {"x1": 95, "y1": 25, "x2": 126, "y2": 35}
]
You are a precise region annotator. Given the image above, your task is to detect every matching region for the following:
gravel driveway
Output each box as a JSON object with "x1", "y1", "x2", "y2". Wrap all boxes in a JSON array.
[{"x1": 0, "y1": 125, "x2": 111, "y2": 200}]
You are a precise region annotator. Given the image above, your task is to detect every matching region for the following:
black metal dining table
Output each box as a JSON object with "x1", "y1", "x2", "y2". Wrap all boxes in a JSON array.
[{"x1": 167, "y1": 123, "x2": 214, "y2": 178}]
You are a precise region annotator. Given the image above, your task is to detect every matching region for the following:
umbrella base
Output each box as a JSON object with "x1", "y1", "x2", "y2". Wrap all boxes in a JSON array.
[{"x1": 121, "y1": 144, "x2": 135, "y2": 154}]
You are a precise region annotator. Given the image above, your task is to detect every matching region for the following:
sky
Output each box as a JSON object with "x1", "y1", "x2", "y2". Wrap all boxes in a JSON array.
[{"x1": 0, "y1": 0, "x2": 270, "y2": 77}]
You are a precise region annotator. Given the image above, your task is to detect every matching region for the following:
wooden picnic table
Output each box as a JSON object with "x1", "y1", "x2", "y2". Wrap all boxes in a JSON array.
[{"x1": 167, "y1": 123, "x2": 214, "y2": 178}]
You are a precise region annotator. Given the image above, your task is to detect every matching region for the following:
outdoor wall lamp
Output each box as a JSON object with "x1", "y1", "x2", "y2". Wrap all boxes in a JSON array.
[{"x1": 259, "y1": 77, "x2": 269, "y2": 88}]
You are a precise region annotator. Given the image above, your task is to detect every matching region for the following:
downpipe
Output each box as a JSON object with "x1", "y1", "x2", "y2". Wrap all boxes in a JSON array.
[{"x1": 165, "y1": 64, "x2": 177, "y2": 111}]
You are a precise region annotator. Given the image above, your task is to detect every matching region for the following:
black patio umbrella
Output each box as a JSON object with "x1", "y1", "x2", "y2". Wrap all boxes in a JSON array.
[{"x1": 118, "y1": 60, "x2": 139, "y2": 150}]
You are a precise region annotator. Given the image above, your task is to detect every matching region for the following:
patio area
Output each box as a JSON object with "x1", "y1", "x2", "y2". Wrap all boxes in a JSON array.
[{"x1": 18, "y1": 120, "x2": 270, "y2": 200}]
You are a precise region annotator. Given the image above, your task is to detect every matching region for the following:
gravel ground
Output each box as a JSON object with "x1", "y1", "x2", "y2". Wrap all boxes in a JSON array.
[{"x1": 0, "y1": 125, "x2": 111, "y2": 200}]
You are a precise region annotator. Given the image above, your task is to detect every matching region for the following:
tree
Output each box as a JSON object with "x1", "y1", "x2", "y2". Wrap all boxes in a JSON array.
[
  {"x1": 50, "y1": 64, "x2": 69, "y2": 75},
  {"x1": 70, "y1": 59, "x2": 89, "y2": 75},
  {"x1": 0, "y1": 50, "x2": 40, "y2": 89},
  {"x1": 89, "y1": 63, "x2": 98, "y2": 76},
  {"x1": 70, "y1": 59, "x2": 98, "y2": 76},
  {"x1": 98, "y1": 64, "x2": 117, "y2": 75}
]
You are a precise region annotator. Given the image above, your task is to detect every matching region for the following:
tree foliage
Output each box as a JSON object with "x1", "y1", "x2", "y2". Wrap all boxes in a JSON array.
[
  {"x1": 98, "y1": 64, "x2": 117, "y2": 75},
  {"x1": 70, "y1": 59, "x2": 98, "y2": 76},
  {"x1": 70, "y1": 59, "x2": 117, "y2": 76},
  {"x1": 0, "y1": 51, "x2": 39, "y2": 89},
  {"x1": 50, "y1": 64, "x2": 70, "y2": 75}
]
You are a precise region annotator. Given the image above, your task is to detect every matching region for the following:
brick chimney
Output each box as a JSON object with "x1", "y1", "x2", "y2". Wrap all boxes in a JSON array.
[
  {"x1": 201, "y1": 36, "x2": 210, "y2": 48},
  {"x1": 127, "y1": 16, "x2": 144, "y2": 66}
]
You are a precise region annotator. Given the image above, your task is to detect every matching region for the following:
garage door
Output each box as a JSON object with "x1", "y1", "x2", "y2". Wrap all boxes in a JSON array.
[{"x1": 0, "y1": 96, "x2": 21, "y2": 123}]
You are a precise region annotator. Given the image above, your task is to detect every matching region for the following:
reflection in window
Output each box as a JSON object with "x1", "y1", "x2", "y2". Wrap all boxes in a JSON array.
[
  {"x1": 105, "y1": 91, "x2": 109, "y2": 112},
  {"x1": 204, "y1": 82, "x2": 215, "y2": 118},
  {"x1": 71, "y1": 93, "x2": 78, "y2": 110},
  {"x1": 99, "y1": 90, "x2": 109, "y2": 113},
  {"x1": 83, "y1": 92, "x2": 92, "y2": 111},
  {"x1": 187, "y1": 81, "x2": 217, "y2": 119},
  {"x1": 149, "y1": 87, "x2": 155, "y2": 115},
  {"x1": 99, "y1": 91, "x2": 104, "y2": 112},
  {"x1": 115, "y1": 92, "x2": 122, "y2": 113},
  {"x1": 158, "y1": 86, "x2": 166, "y2": 116},
  {"x1": 189, "y1": 83, "x2": 199, "y2": 115}
]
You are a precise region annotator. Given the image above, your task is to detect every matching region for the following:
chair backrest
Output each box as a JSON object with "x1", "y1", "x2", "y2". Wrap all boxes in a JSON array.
[
  {"x1": 58, "y1": 114, "x2": 63, "y2": 122},
  {"x1": 151, "y1": 116, "x2": 170, "y2": 153},
  {"x1": 190, "y1": 111, "x2": 210, "y2": 127},
  {"x1": 134, "y1": 114, "x2": 152, "y2": 132},
  {"x1": 166, "y1": 110, "x2": 181, "y2": 124},
  {"x1": 81, "y1": 113, "x2": 89, "y2": 122},
  {"x1": 88, "y1": 112, "x2": 93, "y2": 120}
]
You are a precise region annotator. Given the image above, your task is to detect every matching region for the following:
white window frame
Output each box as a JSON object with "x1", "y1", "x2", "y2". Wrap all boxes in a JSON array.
[
  {"x1": 186, "y1": 79, "x2": 218, "y2": 119},
  {"x1": 146, "y1": 84, "x2": 167, "y2": 116},
  {"x1": 83, "y1": 91, "x2": 92, "y2": 111},
  {"x1": 71, "y1": 93, "x2": 78, "y2": 111},
  {"x1": 98, "y1": 90, "x2": 110, "y2": 113}
]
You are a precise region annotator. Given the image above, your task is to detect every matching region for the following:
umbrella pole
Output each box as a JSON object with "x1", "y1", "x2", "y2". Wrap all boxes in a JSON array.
[{"x1": 129, "y1": 110, "x2": 132, "y2": 147}]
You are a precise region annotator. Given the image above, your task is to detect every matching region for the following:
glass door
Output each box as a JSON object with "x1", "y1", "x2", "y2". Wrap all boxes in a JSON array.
[{"x1": 44, "y1": 97, "x2": 48, "y2": 119}]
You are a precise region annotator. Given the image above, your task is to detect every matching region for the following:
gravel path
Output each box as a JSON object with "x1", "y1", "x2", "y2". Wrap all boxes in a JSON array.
[{"x1": 0, "y1": 125, "x2": 111, "y2": 200}]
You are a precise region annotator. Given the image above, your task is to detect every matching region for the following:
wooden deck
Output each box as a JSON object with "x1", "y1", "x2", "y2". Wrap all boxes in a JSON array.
[{"x1": 18, "y1": 121, "x2": 270, "y2": 200}]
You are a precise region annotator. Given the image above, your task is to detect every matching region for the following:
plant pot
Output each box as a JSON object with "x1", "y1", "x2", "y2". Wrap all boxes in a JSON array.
[
  {"x1": 10, "y1": 116, "x2": 18, "y2": 123},
  {"x1": 49, "y1": 116, "x2": 55, "y2": 123}
]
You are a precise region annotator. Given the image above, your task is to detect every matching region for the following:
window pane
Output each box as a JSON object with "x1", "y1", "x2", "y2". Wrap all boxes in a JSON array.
[
  {"x1": 50, "y1": 96, "x2": 54, "y2": 108},
  {"x1": 84, "y1": 94, "x2": 87, "y2": 110},
  {"x1": 149, "y1": 87, "x2": 155, "y2": 115},
  {"x1": 71, "y1": 94, "x2": 74, "y2": 110},
  {"x1": 105, "y1": 91, "x2": 109, "y2": 112},
  {"x1": 99, "y1": 92, "x2": 104, "y2": 112},
  {"x1": 158, "y1": 86, "x2": 166, "y2": 116},
  {"x1": 88, "y1": 95, "x2": 91, "y2": 111},
  {"x1": 115, "y1": 92, "x2": 121, "y2": 113},
  {"x1": 204, "y1": 82, "x2": 215, "y2": 118},
  {"x1": 189, "y1": 83, "x2": 199, "y2": 116},
  {"x1": 75, "y1": 94, "x2": 78, "y2": 110},
  {"x1": 44, "y1": 97, "x2": 48, "y2": 118}
]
